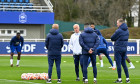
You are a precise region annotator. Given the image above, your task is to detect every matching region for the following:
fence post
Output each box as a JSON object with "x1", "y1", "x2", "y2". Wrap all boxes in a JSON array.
[{"x1": 137, "y1": 39, "x2": 139, "y2": 54}]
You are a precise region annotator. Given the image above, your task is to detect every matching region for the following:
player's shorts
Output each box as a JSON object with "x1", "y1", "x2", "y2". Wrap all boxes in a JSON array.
[
  {"x1": 96, "y1": 48, "x2": 107, "y2": 56},
  {"x1": 10, "y1": 45, "x2": 21, "y2": 53}
]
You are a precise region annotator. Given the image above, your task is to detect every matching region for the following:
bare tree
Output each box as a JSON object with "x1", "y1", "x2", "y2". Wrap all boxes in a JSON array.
[{"x1": 51, "y1": 0, "x2": 136, "y2": 27}]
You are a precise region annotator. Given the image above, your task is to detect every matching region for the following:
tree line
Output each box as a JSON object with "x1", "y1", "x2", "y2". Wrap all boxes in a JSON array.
[{"x1": 51, "y1": 0, "x2": 140, "y2": 27}]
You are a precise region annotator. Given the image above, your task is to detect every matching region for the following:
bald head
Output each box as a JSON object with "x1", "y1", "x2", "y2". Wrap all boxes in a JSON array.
[
  {"x1": 73, "y1": 24, "x2": 80, "y2": 33},
  {"x1": 52, "y1": 24, "x2": 59, "y2": 29}
]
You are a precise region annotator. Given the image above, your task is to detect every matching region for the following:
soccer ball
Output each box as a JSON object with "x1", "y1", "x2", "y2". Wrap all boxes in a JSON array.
[
  {"x1": 35, "y1": 73, "x2": 41, "y2": 80},
  {"x1": 21, "y1": 73, "x2": 48, "y2": 80},
  {"x1": 21, "y1": 73, "x2": 27, "y2": 80},
  {"x1": 26, "y1": 73, "x2": 33, "y2": 80},
  {"x1": 40, "y1": 73, "x2": 48, "y2": 80}
]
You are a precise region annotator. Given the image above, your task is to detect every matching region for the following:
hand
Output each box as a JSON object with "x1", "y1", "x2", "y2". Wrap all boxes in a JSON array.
[{"x1": 88, "y1": 48, "x2": 93, "y2": 54}]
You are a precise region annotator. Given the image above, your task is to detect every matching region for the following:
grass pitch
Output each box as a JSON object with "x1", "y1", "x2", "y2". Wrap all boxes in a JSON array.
[{"x1": 0, "y1": 56, "x2": 139, "y2": 84}]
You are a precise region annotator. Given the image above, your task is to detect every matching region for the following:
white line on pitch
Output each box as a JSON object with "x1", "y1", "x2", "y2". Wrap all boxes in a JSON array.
[{"x1": 0, "y1": 79, "x2": 43, "y2": 84}]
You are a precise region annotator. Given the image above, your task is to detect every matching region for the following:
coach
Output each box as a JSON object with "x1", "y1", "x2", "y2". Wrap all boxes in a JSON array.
[
  {"x1": 111, "y1": 19, "x2": 130, "y2": 83},
  {"x1": 79, "y1": 24, "x2": 100, "y2": 83},
  {"x1": 69, "y1": 24, "x2": 83, "y2": 81},
  {"x1": 45, "y1": 24, "x2": 64, "y2": 83}
]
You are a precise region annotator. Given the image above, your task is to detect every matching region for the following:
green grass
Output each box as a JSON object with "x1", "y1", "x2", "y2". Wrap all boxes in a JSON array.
[{"x1": 0, "y1": 56, "x2": 140, "y2": 84}]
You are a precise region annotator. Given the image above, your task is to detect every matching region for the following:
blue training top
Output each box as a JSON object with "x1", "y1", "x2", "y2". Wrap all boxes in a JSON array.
[
  {"x1": 10, "y1": 36, "x2": 24, "y2": 48},
  {"x1": 97, "y1": 35, "x2": 108, "y2": 49}
]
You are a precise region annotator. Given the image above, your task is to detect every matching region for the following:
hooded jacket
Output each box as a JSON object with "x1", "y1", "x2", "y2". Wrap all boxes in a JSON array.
[
  {"x1": 45, "y1": 29, "x2": 64, "y2": 55},
  {"x1": 111, "y1": 23, "x2": 129, "y2": 51},
  {"x1": 79, "y1": 27, "x2": 100, "y2": 55},
  {"x1": 97, "y1": 35, "x2": 108, "y2": 49},
  {"x1": 93, "y1": 28, "x2": 102, "y2": 36}
]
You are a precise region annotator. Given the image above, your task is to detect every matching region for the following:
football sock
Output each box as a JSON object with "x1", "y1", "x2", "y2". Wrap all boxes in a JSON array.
[
  {"x1": 129, "y1": 62, "x2": 134, "y2": 67},
  {"x1": 113, "y1": 61, "x2": 116, "y2": 67},
  {"x1": 10, "y1": 59, "x2": 13, "y2": 65},
  {"x1": 126, "y1": 78, "x2": 129, "y2": 80},
  {"x1": 17, "y1": 60, "x2": 20, "y2": 65},
  {"x1": 118, "y1": 78, "x2": 122, "y2": 81}
]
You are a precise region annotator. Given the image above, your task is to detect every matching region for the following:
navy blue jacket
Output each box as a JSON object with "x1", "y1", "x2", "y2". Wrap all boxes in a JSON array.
[
  {"x1": 45, "y1": 29, "x2": 64, "y2": 55},
  {"x1": 111, "y1": 23, "x2": 129, "y2": 51},
  {"x1": 97, "y1": 35, "x2": 108, "y2": 49},
  {"x1": 93, "y1": 28, "x2": 102, "y2": 36},
  {"x1": 10, "y1": 36, "x2": 24, "y2": 48},
  {"x1": 79, "y1": 27, "x2": 100, "y2": 55}
]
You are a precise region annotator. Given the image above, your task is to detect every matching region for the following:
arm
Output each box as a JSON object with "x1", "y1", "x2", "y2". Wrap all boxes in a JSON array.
[
  {"x1": 92, "y1": 35, "x2": 100, "y2": 51},
  {"x1": 97, "y1": 30, "x2": 102, "y2": 36},
  {"x1": 45, "y1": 34, "x2": 50, "y2": 49},
  {"x1": 10, "y1": 38, "x2": 13, "y2": 47},
  {"x1": 79, "y1": 34, "x2": 90, "y2": 51},
  {"x1": 103, "y1": 38, "x2": 108, "y2": 49},
  {"x1": 111, "y1": 29, "x2": 120, "y2": 41},
  {"x1": 61, "y1": 34, "x2": 64, "y2": 48},
  {"x1": 21, "y1": 37, "x2": 24, "y2": 48},
  {"x1": 68, "y1": 35, "x2": 73, "y2": 51}
]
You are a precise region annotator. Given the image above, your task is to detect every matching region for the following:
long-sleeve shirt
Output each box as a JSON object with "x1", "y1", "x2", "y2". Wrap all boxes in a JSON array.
[
  {"x1": 69, "y1": 32, "x2": 82, "y2": 55},
  {"x1": 10, "y1": 36, "x2": 24, "y2": 48}
]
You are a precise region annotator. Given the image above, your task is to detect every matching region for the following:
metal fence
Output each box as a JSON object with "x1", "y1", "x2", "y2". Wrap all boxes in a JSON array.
[{"x1": 0, "y1": 5, "x2": 53, "y2": 12}]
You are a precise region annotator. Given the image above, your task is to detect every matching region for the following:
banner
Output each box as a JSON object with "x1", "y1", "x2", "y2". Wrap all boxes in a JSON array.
[
  {"x1": 0, "y1": 12, "x2": 54, "y2": 24},
  {"x1": 0, "y1": 42, "x2": 137, "y2": 54}
]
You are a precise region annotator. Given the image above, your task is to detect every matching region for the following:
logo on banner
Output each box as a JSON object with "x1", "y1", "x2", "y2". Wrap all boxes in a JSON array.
[
  {"x1": 6, "y1": 44, "x2": 36, "y2": 53},
  {"x1": 19, "y1": 12, "x2": 27, "y2": 23}
]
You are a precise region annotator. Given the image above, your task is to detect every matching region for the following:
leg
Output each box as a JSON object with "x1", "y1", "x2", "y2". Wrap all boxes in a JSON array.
[
  {"x1": 115, "y1": 50, "x2": 122, "y2": 78},
  {"x1": 10, "y1": 46, "x2": 15, "y2": 67},
  {"x1": 99, "y1": 54, "x2": 103, "y2": 67},
  {"x1": 90, "y1": 54, "x2": 97, "y2": 78},
  {"x1": 88, "y1": 57, "x2": 91, "y2": 66},
  {"x1": 103, "y1": 49, "x2": 113, "y2": 67},
  {"x1": 10, "y1": 53, "x2": 14, "y2": 67},
  {"x1": 17, "y1": 52, "x2": 21, "y2": 60},
  {"x1": 121, "y1": 53, "x2": 129, "y2": 78},
  {"x1": 97, "y1": 49, "x2": 103, "y2": 67},
  {"x1": 16, "y1": 52, "x2": 21, "y2": 66},
  {"x1": 83, "y1": 55, "x2": 89, "y2": 79},
  {"x1": 80, "y1": 55, "x2": 84, "y2": 78},
  {"x1": 55, "y1": 56, "x2": 61, "y2": 79},
  {"x1": 98, "y1": 54, "x2": 102, "y2": 60},
  {"x1": 48, "y1": 56, "x2": 54, "y2": 79},
  {"x1": 126, "y1": 56, "x2": 135, "y2": 68},
  {"x1": 16, "y1": 46, "x2": 21, "y2": 66},
  {"x1": 126, "y1": 56, "x2": 131, "y2": 63},
  {"x1": 73, "y1": 55, "x2": 80, "y2": 78},
  {"x1": 113, "y1": 56, "x2": 116, "y2": 68}
]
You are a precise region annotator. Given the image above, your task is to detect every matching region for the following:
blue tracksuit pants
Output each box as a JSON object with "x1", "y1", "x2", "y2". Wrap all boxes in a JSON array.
[
  {"x1": 114, "y1": 49, "x2": 129, "y2": 78},
  {"x1": 73, "y1": 55, "x2": 83, "y2": 78},
  {"x1": 48, "y1": 55, "x2": 61, "y2": 79},
  {"x1": 83, "y1": 54, "x2": 97, "y2": 79}
]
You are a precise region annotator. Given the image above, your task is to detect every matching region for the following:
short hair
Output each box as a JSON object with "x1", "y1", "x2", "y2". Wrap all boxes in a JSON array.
[
  {"x1": 117, "y1": 19, "x2": 124, "y2": 23},
  {"x1": 90, "y1": 23, "x2": 95, "y2": 25},
  {"x1": 73, "y1": 24, "x2": 80, "y2": 29},
  {"x1": 84, "y1": 23, "x2": 89, "y2": 25},
  {"x1": 84, "y1": 23, "x2": 90, "y2": 28},
  {"x1": 16, "y1": 32, "x2": 20, "y2": 35}
]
